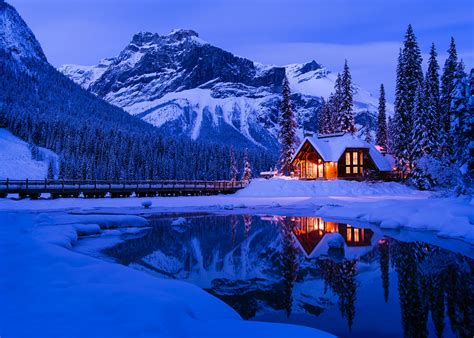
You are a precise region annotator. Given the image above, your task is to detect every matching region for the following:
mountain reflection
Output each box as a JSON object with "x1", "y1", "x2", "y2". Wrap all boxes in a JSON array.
[{"x1": 102, "y1": 214, "x2": 473, "y2": 337}]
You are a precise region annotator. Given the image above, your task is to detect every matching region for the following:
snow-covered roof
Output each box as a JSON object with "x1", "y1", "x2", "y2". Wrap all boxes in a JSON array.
[{"x1": 292, "y1": 133, "x2": 392, "y2": 172}]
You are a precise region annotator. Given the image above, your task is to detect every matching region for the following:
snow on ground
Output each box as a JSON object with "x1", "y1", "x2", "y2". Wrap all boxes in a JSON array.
[
  {"x1": 0, "y1": 212, "x2": 333, "y2": 338},
  {"x1": 236, "y1": 178, "x2": 423, "y2": 197},
  {"x1": 0, "y1": 128, "x2": 57, "y2": 179},
  {"x1": 0, "y1": 178, "x2": 473, "y2": 337}
]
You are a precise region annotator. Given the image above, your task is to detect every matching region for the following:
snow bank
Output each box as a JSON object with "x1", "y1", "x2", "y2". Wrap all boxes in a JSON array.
[
  {"x1": 0, "y1": 128, "x2": 57, "y2": 179},
  {"x1": 317, "y1": 196, "x2": 474, "y2": 245},
  {"x1": 236, "y1": 178, "x2": 424, "y2": 197},
  {"x1": 0, "y1": 212, "x2": 333, "y2": 337}
]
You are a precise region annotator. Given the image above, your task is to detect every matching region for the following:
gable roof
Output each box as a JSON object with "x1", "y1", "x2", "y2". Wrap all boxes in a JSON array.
[{"x1": 292, "y1": 133, "x2": 392, "y2": 171}]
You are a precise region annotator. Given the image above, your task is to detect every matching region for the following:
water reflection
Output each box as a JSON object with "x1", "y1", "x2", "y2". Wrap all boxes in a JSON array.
[{"x1": 102, "y1": 215, "x2": 473, "y2": 337}]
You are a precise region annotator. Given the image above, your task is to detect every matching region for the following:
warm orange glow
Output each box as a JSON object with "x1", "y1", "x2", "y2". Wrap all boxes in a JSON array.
[{"x1": 354, "y1": 229, "x2": 359, "y2": 242}]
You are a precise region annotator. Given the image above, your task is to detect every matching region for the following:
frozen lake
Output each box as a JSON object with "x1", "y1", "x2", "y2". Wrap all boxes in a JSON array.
[{"x1": 77, "y1": 214, "x2": 473, "y2": 337}]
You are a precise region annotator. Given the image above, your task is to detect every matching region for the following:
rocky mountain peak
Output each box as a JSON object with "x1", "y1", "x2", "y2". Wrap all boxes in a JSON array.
[
  {"x1": 0, "y1": 1, "x2": 46, "y2": 63},
  {"x1": 168, "y1": 28, "x2": 199, "y2": 40},
  {"x1": 299, "y1": 60, "x2": 324, "y2": 74}
]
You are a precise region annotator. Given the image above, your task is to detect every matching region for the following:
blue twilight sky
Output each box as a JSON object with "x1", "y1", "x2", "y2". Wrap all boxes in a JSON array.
[{"x1": 8, "y1": 0, "x2": 474, "y2": 101}]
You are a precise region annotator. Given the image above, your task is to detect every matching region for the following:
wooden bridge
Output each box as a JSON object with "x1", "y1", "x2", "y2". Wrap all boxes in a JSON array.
[{"x1": 0, "y1": 179, "x2": 248, "y2": 199}]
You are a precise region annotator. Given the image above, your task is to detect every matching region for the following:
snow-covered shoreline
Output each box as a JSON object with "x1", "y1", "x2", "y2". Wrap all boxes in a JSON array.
[
  {"x1": 1, "y1": 179, "x2": 472, "y2": 244},
  {"x1": 0, "y1": 211, "x2": 334, "y2": 338},
  {"x1": 1, "y1": 179, "x2": 473, "y2": 337}
]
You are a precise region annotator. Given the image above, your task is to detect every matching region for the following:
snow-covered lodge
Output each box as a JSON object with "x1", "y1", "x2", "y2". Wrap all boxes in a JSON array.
[{"x1": 291, "y1": 133, "x2": 394, "y2": 180}]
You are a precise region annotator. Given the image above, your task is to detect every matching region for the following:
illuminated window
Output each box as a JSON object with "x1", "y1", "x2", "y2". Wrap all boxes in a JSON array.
[
  {"x1": 354, "y1": 229, "x2": 359, "y2": 242},
  {"x1": 347, "y1": 228, "x2": 352, "y2": 241},
  {"x1": 345, "y1": 151, "x2": 363, "y2": 176}
]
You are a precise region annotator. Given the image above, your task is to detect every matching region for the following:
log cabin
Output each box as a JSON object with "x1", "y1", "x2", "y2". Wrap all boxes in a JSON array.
[{"x1": 291, "y1": 132, "x2": 394, "y2": 180}]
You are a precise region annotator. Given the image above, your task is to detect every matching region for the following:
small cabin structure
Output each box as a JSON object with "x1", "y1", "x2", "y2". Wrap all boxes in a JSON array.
[
  {"x1": 290, "y1": 216, "x2": 374, "y2": 257},
  {"x1": 291, "y1": 133, "x2": 393, "y2": 180}
]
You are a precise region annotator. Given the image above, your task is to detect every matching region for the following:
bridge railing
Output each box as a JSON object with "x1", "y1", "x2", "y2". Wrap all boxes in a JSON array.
[{"x1": 0, "y1": 179, "x2": 248, "y2": 194}]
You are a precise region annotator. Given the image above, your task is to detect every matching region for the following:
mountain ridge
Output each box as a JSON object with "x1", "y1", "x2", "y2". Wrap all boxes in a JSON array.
[{"x1": 60, "y1": 29, "x2": 392, "y2": 149}]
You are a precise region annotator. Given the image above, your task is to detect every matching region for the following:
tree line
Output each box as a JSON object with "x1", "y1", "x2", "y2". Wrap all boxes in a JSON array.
[{"x1": 0, "y1": 50, "x2": 275, "y2": 181}]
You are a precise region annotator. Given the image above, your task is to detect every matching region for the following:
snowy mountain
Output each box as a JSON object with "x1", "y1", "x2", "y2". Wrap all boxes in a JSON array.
[
  {"x1": 60, "y1": 30, "x2": 392, "y2": 150},
  {"x1": 0, "y1": 1, "x2": 46, "y2": 67},
  {"x1": 1, "y1": 1, "x2": 276, "y2": 181}
]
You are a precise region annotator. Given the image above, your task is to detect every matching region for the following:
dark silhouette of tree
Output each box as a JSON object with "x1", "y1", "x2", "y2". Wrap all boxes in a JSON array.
[
  {"x1": 379, "y1": 239, "x2": 390, "y2": 303},
  {"x1": 243, "y1": 215, "x2": 252, "y2": 238},
  {"x1": 444, "y1": 259, "x2": 474, "y2": 337},
  {"x1": 230, "y1": 215, "x2": 238, "y2": 245},
  {"x1": 279, "y1": 218, "x2": 299, "y2": 317},
  {"x1": 391, "y1": 241, "x2": 429, "y2": 338},
  {"x1": 319, "y1": 258, "x2": 358, "y2": 331}
]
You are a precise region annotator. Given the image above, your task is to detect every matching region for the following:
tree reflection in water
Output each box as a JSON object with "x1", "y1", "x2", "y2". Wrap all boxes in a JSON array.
[
  {"x1": 318, "y1": 258, "x2": 357, "y2": 331},
  {"x1": 101, "y1": 214, "x2": 473, "y2": 337},
  {"x1": 279, "y1": 217, "x2": 299, "y2": 317}
]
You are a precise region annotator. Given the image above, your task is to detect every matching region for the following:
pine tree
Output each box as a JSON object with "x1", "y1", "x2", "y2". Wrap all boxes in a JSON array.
[
  {"x1": 412, "y1": 82, "x2": 427, "y2": 159},
  {"x1": 58, "y1": 158, "x2": 65, "y2": 180},
  {"x1": 278, "y1": 75, "x2": 298, "y2": 175},
  {"x1": 411, "y1": 82, "x2": 437, "y2": 190},
  {"x1": 229, "y1": 145, "x2": 238, "y2": 182},
  {"x1": 387, "y1": 116, "x2": 395, "y2": 154},
  {"x1": 376, "y1": 84, "x2": 388, "y2": 148},
  {"x1": 450, "y1": 63, "x2": 472, "y2": 194},
  {"x1": 337, "y1": 60, "x2": 356, "y2": 133},
  {"x1": 317, "y1": 98, "x2": 331, "y2": 134},
  {"x1": 440, "y1": 37, "x2": 458, "y2": 155},
  {"x1": 47, "y1": 160, "x2": 54, "y2": 180},
  {"x1": 363, "y1": 124, "x2": 372, "y2": 143},
  {"x1": 326, "y1": 92, "x2": 338, "y2": 133},
  {"x1": 242, "y1": 148, "x2": 252, "y2": 182},
  {"x1": 393, "y1": 25, "x2": 423, "y2": 173},
  {"x1": 423, "y1": 43, "x2": 441, "y2": 156}
]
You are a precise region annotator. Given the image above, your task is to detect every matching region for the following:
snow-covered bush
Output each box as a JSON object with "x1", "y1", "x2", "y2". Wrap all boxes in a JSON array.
[
  {"x1": 141, "y1": 200, "x2": 152, "y2": 209},
  {"x1": 411, "y1": 156, "x2": 457, "y2": 190}
]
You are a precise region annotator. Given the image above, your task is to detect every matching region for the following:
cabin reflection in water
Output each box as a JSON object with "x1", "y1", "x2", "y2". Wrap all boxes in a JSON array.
[{"x1": 287, "y1": 216, "x2": 374, "y2": 256}]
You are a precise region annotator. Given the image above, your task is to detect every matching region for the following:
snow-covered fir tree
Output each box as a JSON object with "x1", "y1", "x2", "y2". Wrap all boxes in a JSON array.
[
  {"x1": 242, "y1": 148, "x2": 252, "y2": 182},
  {"x1": 229, "y1": 145, "x2": 238, "y2": 182},
  {"x1": 387, "y1": 116, "x2": 395, "y2": 154},
  {"x1": 326, "y1": 92, "x2": 339, "y2": 133},
  {"x1": 337, "y1": 60, "x2": 356, "y2": 133},
  {"x1": 411, "y1": 83, "x2": 435, "y2": 189},
  {"x1": 440, "y1": 37, "x2": 458, "y2": 155},
  {"x1": 411, "y1": 82, "x2": 427, "y2": 158},
  {"x1": 393, "y1": 25, "x2": 423, "y2": 173},
  {"x1": 450, "y1": 63, "x2": 473, "y2": 194},
  {"x1": 376, "y1": 84, "x2": 388, "y2": 149},
  {"x1": 58, "y1": 159, "x2": 65, "y2": 180},
  {"x1": 47, "y1": 160, "x2": 54, "y2": 179},
  {"x1": 422, "y1": 43, "x2": 441, "y2": 156},
  {"x1": 278, "y1": 75, "x2": 298, "y2": 175},
  {"x1": 317, "y1": 98, "x2": 333, "y2": 134},
  {"x1": 363, "y1": 124, "x2": 373, "y2": 143}
]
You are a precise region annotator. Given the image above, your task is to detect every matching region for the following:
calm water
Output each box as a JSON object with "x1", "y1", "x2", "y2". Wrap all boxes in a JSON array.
[{"x1": 100, "y1": 214, "x2": 473, "y2": 337}]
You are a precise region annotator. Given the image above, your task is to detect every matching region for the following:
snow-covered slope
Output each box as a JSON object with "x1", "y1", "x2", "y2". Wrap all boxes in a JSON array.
[
  {"x1": 60, "y1": 30, "x2": 393, "y2": 149},
  {"x1": 0, "y1": 128, "x2": 57, "y2": 179}
]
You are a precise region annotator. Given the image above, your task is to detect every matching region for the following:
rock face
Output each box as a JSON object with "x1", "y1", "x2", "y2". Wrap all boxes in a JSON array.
[
  {"x1": 60, "y1": 29, "x2": 392, "y2": 150},
  {"x1": 0, "y1": 1, "x2": 46, "y2": 66}
]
